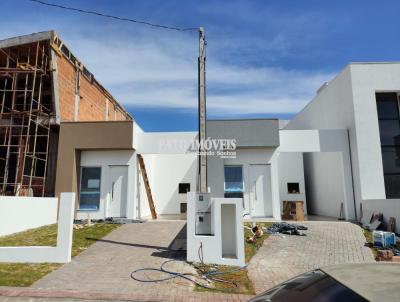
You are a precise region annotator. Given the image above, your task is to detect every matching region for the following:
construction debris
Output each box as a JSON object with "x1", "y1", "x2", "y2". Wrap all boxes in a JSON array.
[
  {"x1": 265, "y1": 222, "x2": 308, "y2": 236},
  {"x1": 282, "y1": 200, "x2": 305, "y2": 221},
  {"x1": 73, "y1": 223, "x2": 85, "y2": 230},
  {"x1": 252, "y1": 225, "x2": 264, "y2": 238},
  {"x1": 376, "y1": 249, "x2": 394, "y2": 261},
  {"x1": 363, "y1": 212, "x2": 383, "y2": 231},
  {"x1": 246, "y1": 224, "x2": 264, "y2": 243}
]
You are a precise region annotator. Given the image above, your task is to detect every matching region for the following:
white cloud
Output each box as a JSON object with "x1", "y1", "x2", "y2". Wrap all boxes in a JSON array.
[
  {"x1": 62, "y1": 30, "x2": 334, "y2": 115},
  {"x1": 0, "y1": 8, "x2": 335, "y2": 116}
]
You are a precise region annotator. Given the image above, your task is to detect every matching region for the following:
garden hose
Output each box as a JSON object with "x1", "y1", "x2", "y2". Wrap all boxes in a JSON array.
[{"x1": 130, "y1": 259, "x2": 246, "y2": 291}]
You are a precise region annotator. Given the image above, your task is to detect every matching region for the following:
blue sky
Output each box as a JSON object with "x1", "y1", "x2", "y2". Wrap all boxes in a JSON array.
[{"x1": 1, "y1": 0, "x2": 400, "y2": 131}]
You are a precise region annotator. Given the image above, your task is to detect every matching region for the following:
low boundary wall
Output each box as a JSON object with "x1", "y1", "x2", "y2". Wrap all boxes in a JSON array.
[
  {"x1": 0, "y1": 196, "x2": 57, "y2": 237},
  {"x1": 0, "y1": 193, "x2": 75, "y2": 263}
]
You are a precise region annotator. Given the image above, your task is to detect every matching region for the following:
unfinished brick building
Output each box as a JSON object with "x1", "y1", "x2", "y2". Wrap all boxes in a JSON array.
[{"x1": 0, "y1": 31, "x2": 131, "y2": 197}]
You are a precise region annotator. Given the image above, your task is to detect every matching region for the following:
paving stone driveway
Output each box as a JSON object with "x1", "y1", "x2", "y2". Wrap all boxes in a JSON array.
[
  {"x1": 33, "y1": 221, "x2": 194, "y2": 294},
  {"x1": 247, "y1": 221, "x2": 375, "y2": 294},
  {"x1": 27, "y1": 221, "x2": 249, "y2": 301},
  {"x1": 0, "y1": 221, "x2": 374, "y2": 301}
]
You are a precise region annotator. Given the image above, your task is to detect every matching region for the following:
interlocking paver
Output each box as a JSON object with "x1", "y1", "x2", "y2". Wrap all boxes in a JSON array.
[
  {"x1": 0, "y1": 220, "x2": 373, "y2": 301},
  {"x1": 0, "y1": 221, "x2": 249, "y2": 301},
  {"x1": 247, "y1": 221, "x2": 375, "y2": 294},
  {"x1": 32, "y1": 221, "x2": 195, "y2": 294}
]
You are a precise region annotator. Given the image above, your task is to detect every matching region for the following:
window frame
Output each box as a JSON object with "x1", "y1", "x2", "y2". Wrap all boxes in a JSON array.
[{"x1": 79, "y1": 166, "x2": 102, "y2": 211}]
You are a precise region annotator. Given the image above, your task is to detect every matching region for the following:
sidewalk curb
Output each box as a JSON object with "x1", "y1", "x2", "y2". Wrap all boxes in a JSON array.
[{"x1": 0, "y1": 287, "x2": 252, "y2": 302}]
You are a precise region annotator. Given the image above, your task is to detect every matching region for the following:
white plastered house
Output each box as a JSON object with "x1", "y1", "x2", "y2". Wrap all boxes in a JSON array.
[{"x1": 71, "y1": 63, "x2": 400, "y2": 233}]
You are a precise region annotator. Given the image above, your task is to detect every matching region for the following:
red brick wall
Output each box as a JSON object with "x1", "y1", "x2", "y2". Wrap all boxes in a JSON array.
[
  {"x1": 57, "y1": 55, "x2": 76, "y2": 121},
  {"x1": 56, "y1": 54, "x2": 130, "y2": 122}
]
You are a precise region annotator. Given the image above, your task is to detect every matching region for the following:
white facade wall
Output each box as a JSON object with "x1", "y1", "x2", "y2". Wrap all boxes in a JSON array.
[
  {"x1": 279, "y1": 129, "x2": 355, "y2": 219},
  {"x1": 78, "y1": 150, "x2": 137, "y2": 220},
  {"x1": 284, "y1": 66, "x2": 360, "y2": 219},
  {"x1": 0, "y1": 196, "x2": 58, "y2": 237},
  {"x1": 135, "y1": 131, "x2": 198, "y2": 154},
  {"x1": 138, "y1": 154, "x2": 197, "y2": 217},
  {"x1": 135, "y1": 132, "x2": 198, "y2": 218},
  {"x1": 223, "y1": 148, "x2": 279, "y2": 218},
  {"x1": 286, "y1": 63, "x2": 400, "y2": 220},
  {"x1": 220, "y1": 148, "x2": 306, "y2": 219},
  {"x1": 303, "y1": 153, "x2": 345, "y2": 217},
  {"x1": 349, "y1": 63, "x2": 400, "y2": 200},
  {"x1": 277, "y1": 152, "x2": 307, "y2": 214},
  {"x1": 151, "y1": 154, "x2": 197, "y2": 215}
]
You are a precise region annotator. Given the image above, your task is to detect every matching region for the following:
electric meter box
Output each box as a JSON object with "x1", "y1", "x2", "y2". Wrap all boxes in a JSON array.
[
  {"x1": 195, "y1": 193, "x2": 211, "y2": 213},
  {"x1": 192, "y1": 193, "x2": 212, "y2": 235}
]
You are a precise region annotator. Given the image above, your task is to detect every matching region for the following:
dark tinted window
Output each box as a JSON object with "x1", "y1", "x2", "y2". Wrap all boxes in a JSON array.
[
  {"x1": 376, "y1": 93, "x2": 399, "y2": 119},
  {"x1": 378, "y1": 120, "x2": 400, "y2": 146},
  {"x1": 376, "y1": 92, "x2": 400, "y2": 198},
  {"x1": 384, "y1": 174, "x2": 400, "y2": 199},
  {"x1": 382, "y1": 147, "x2": 400, "y2": 174}
]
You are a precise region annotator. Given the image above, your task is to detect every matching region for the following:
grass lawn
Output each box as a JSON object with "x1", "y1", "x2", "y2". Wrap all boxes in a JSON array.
[
  {"x1": 0, "y1": 223, "x2": 120, "y2": 287},
  {"x1": 195, "y1": 222, "x2": 272, "y2": 295}
]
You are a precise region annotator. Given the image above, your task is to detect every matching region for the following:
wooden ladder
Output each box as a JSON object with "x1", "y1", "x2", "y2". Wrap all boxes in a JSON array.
[{"x1": 137, "y1": 154, "x2": 157, "y2": 219}]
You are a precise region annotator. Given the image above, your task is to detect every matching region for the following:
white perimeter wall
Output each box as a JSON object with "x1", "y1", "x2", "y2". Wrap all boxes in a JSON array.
[
  {"x1": 79, "y1": 150, "x2": 137, "y2": 220},
  {"x1": 139, "y1": 153, "x2": 197, "y2": 217},
  {"x1": 0, "y1": 196, "x2": 57, "y2": 237},
  {"x1": 0, "y1": 193, "x2": 75, "y2": 263}
]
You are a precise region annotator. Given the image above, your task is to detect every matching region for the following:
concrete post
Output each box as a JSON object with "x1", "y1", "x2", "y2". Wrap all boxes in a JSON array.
[{"x1": 56, "y1": 192, "x2": 76, "y2": 262}]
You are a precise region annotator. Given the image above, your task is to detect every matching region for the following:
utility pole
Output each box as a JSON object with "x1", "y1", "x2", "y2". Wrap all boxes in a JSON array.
[{"x1": 198, "y1": 27, "x2": 207, "y2": 193}]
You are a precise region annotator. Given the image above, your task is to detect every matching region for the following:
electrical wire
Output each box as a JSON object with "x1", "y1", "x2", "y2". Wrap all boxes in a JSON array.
[
  {"x1": 28, "y1": 0, "x2": 198, "y2": 32},
  {"x1": 130, "y1": 259, "x2": 245, "y2": 291}
]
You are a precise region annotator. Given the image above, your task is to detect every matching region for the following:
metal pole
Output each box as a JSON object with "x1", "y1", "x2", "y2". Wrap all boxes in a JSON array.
[{"x1": 198, "y1": 27, "x2": 207, "y2": 193}]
